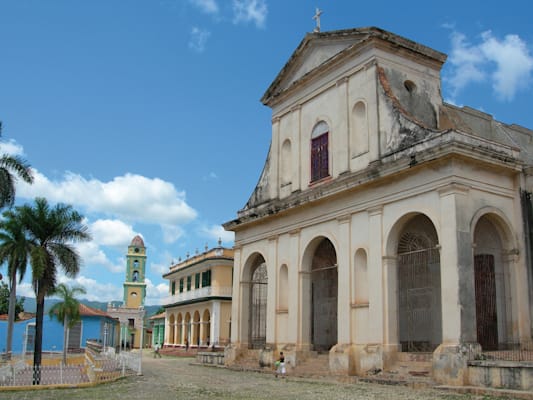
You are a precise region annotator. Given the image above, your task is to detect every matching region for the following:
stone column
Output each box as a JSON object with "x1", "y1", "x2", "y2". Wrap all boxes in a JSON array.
[
  {"x1": 367, "y1": 206, "x2": 384, "y2": 343},
  {"x1": 337, "y1": 215, "x2": 351, "y2": 344},
  {"x1": 270, "y1": 118, "x2": 280, "y2": 199},
  {"x1": 230, "y1": 247, "x2": 242, "y2": 347},
  {"x1": 438, "y1": 184, "x2": 472, "y2": 344},
  {"x1": 266, "y1": 236, "x2": 278, "y2": 346},
  {"x1": 211, "y1": 301, "x2": 221, "y2": 345},
  {"x1": 336, "y1": 77, "x2": 350, "y2": 175},
  {"x1": 434, "y1": 183, "x2": 471, "y2": 386},
  {"x1": 288, "y1": 229, "x2": 300, "y2": 346},
  {"x1": 382, "y1": 255, "x2": 398, "y2": 347}
]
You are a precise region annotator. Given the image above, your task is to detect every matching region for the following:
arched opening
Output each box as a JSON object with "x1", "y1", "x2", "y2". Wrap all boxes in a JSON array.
[
  {"x1": 397, "y1": 214, "x2": 442, "y2": 352},
  {"x1": 351, "y1": 101, "x2": 368, "y2": 157},
  {"x1": 354, "y1": 248, "x2": 368, "y2": 304},
  {"x1": 168, "y1": 314, "x2": 175, "y2": 345},
  {"x1": 202, "y1": 309, "x2": 211, "y2": 346},
  {"x1": 305, "y1": 237, "x2": 338, "y2": 352},
  {"x1": 176, "y1": 313, "x2": 183, "y2": 345},
  {"x1": 248, "y1": 255, "x2": 268, "y2": 349},
  {"x1": 193, "y1": 310, "x2": 201, "y2": 346},
  {"x1": 278, "y1": 264, "x2": 288, "y2": 310},
  {"x1": 473, "y1": 214, "x2": 514, "y2": 350},
  {"x1": 281, "y1": 139, "x2": 292, "y2": 185},
  {"x1": 310, "y1": 121, "x2": 329, "y2": 182},
  {"x1": 184, "y1": 313, "x2": 191, "y2": 346}
]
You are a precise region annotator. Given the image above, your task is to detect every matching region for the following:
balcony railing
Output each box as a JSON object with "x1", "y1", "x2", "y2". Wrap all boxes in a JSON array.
[{"x1": 163, "y1": 286, "x2": 232, "y2": 306}]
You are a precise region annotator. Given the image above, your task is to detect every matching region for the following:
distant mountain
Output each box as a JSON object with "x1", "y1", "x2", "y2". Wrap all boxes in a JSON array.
[{"x1": 21, "y1": 297, "x2": 163, "y2": 317}]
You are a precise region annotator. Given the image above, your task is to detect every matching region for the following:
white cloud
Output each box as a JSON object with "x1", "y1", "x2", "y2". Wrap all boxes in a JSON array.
[
  {"x1": 445, "y1": 29, "x2": 533, "y2": 101},
  {"x1": 479, "y1": 31, "x2": 533, "y2": 101},
  {"x1": 77, "y1": 241, "x2": 124, "y2": 273},
  {"x1": 145, "y1": 278, "x2": 169, "y2": 305},
  {"x1": 90, "y1": 219, "x2": 138, "y2": 247},
  {"x1": 189, "y1": 0, "x2": 219, "y2": 14},
  {"x1": 16, "y1": 170, "x2": 197, "y2": 234},
  {"x1": 202, "y1": 224, "x2": 234, "y2": 245},
  {"x1": 0, "y1": 139, "x2": 25, "y2": 156},
  {"x1": 232, "y1": 0, "x2": 267, "y2": 28},
  {"x1": 57, "y1": 275, "x2": 123, "y2": 302},
  {"x1": 189, "y1": 27, "x2": 211, "y2": 53}
]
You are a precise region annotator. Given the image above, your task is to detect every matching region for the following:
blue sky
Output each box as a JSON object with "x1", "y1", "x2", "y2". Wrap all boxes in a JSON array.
[{"x1": 0, "y1": 0, "x2": 532, "y2": 305}]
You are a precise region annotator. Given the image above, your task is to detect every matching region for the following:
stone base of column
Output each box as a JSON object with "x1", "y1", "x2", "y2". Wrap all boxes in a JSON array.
[{"x1": 432, "y1": 342, "x2": 480, "y2": 386}]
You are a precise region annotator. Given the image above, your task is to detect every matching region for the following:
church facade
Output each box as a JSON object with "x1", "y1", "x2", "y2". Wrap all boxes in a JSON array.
[{"x1": 223, "y1": 27, "x2": 533, "y2": 386}]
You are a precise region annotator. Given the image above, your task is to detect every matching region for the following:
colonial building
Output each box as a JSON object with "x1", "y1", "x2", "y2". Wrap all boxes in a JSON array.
[
  {"x1": 223, "y1": 26, "x2": 533, "y2": 388},
  {"x1": 162, "y1": 243, "x2": 233, "y2": 349},
  {"x1": 107, "y1": 235, "x2": 147, "y2": 349}
]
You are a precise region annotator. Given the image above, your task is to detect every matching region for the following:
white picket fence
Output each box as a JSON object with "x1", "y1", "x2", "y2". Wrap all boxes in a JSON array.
[{"x1": 0, "y1": 350, "x2": 141, "y2": 387}]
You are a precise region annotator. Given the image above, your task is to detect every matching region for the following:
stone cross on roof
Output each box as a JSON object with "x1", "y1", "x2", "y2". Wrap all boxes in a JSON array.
[{"x1": 312, "y1": 8, "x2": 323, "y2": 32}]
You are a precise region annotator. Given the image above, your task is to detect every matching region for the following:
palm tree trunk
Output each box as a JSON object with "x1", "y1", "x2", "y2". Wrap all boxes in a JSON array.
[
  {"x1": 6, "y1": 273, "x2": 16, "y2": 360},
  {"x1": 32, "y1": 282, "x2": 44, "y2": 385},
  {"x1": 63, "y1": 316, "x2": 68, "y2": 365}
]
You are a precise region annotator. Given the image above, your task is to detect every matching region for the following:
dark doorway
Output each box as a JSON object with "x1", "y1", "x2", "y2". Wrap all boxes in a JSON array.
[
  {"x1": 474, "y1": 254, "x2": 498, "y2": 350},
  {"x1": 311, "y1": 239, "x2": 337, "y2": 352}
]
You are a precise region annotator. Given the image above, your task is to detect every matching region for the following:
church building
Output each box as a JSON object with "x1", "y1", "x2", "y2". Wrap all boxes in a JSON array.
[
  {"x1": 223, "y1": 26, "x2": 533, "y2": 387},
  {"x1": 107, "y1": 235, "x2": 147, "y2": 349}
]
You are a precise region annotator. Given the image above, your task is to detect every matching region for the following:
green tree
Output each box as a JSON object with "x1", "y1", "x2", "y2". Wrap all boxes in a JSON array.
[
  {"x1": 0, "y1": 208, "x2": 30, "y2": 359},
  {"x1": 48, "y1": 283, "x2": 86, "y2": 365},
  {"x1": 0, "y1": 121, "x2": 34, "y2": 209},
  {"x1": 0, "y1": 122, "x2": 33, "y2": 361},
  {"x1": 18, "y1": 197, "x2": 91, "y2": 384},
  {"x1": 0, "y1": 281, "x2": 24, "y2": 317}
]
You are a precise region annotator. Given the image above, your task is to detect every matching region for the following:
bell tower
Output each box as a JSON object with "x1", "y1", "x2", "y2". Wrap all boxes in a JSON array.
[{"x1": 124, "y1": 235, "x2": 147, "y2": 308}]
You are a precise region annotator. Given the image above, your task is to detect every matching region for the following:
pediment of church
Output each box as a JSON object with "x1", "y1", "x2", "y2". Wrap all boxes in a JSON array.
[{"x1": 261, "y1": 27, "x2": 447, "y2": 106}]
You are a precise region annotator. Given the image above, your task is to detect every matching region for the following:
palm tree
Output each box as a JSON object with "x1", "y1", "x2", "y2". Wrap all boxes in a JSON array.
[
  {"x1": 0, "y1": 122, "x2": 33, "y2": 361},
  {"x1": 18, "y1": 197, "x2": 91, "y2": 384},
  {"x1": 0, "y1": 121, "x2": 34, "y2": 209},
  {"x1": 0, "y1": 208, "x2": 30, "y2": 360},
  {"x1": 48, "y1": 283, "x2": 86, "y2": 365}
]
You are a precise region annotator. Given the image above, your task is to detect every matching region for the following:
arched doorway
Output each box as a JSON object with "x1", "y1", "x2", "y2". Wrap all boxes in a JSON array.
[
  {"x1": 249, "y1": 256, "x2": 268, "y2": 349},
  {"x1": 202, "y1": 309, "x2": 211, "y2": 346},
  {"x1": 473, "y1": 214, "x2": 513, "y2": 350},
  {"x1": 397, "y1": 214, "x2": 442, "y2": 352},
  {"x1": 168, "y1": 314, "x2": 175, "y2": 345},
  {"x1": 310, "y1": 238, "x2": 338, "y2": 352}
]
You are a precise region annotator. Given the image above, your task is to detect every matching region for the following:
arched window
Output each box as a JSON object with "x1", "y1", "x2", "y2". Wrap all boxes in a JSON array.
[
  {"x1": 278, "y1": 264, "x2": 288, "y2": 310},
  {"x1": 311, "y1": 121, "x2": 329, "y2": 182},
  {"x1": 281, "y1": 139, "x2": 292, "y2": 185},
  {"x1": 351, "y1": 101, "x2": 368, "y2": 157}
]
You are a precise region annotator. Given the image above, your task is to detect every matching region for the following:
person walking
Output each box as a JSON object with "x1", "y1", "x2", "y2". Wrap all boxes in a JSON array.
[
  {"x1": 275, "y1": 351, "x2": 286, "y2": 378},
  {"x1": 153, "y1": 342, "x2": 162, "y2": 358}
]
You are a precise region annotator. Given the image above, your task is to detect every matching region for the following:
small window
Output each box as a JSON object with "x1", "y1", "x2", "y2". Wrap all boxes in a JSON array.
[
  {"x1": 404, "y1": 80, "x2": 416, "y2": 94},
  {"x1": 128, "y1": 318, "x2": 135, "y2": 328},
  {"x1": 311, "y1": 121, "x2": 329, "y2": 182},
  {"x1": 171, "y1": 281, "x2": 176, "y2": 295},
  {"x1": 179, "y1": 278, "x2": 184, "y2": 293},
  {"x1": 187, "y1": 276, "x2": 192, "y2": 291},
  {"x1": 195, "y1": 273, "x2": 201, "y2": 289},
  {"x1": 202, "y1": 270, "x2": 212, "y2": 287}
]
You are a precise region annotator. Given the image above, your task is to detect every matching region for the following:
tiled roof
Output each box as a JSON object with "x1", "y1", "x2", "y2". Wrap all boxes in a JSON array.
[
  {"x1": 78, "y1": 303, "x2": 112, "y2": 317},
  {"x1": 130, "y1": 235, "x2": 145, "y2": 247},
  {"x1": 149, "y1": 312, "x2": 165, "y2": 320}
]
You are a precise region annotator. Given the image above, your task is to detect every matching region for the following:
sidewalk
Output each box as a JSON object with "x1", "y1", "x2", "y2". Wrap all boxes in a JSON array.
[{"x1": 0, "y1": 351, "x2": 511, "y2": 400}]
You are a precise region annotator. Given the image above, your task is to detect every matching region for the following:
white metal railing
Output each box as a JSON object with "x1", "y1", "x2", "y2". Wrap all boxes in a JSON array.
[
  {"x1": 0, "y1": 349, "x2": 140, "y2": 387},
  {"x1": 163, "y1": 286, "x2": 232, "y2": 306}
]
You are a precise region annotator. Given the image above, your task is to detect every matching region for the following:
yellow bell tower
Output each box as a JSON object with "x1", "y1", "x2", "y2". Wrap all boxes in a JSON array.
[{"x1": 124, "y1": 235, "x2": 147, "y2": 308}]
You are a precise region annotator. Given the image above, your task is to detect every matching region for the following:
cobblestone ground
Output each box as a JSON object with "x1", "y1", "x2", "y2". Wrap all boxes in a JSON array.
[{"x1": 0, "y1": 352, "x2": 506, "y2": 400}]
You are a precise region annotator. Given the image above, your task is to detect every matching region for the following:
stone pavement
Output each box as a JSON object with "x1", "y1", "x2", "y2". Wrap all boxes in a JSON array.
[{"x1": 0, "y1": 352, "x2": 514, "y2": 400}]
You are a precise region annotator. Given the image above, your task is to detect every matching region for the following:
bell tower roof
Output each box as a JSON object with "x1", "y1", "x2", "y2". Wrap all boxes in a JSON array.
[{"x1": 130, "y1": 235, "x2": 145, "y2": 248}]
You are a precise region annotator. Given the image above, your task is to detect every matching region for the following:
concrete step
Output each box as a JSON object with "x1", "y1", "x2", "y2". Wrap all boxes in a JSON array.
[{"x1": 396, "y1": 352, "x2": 433, "y2": 362}]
